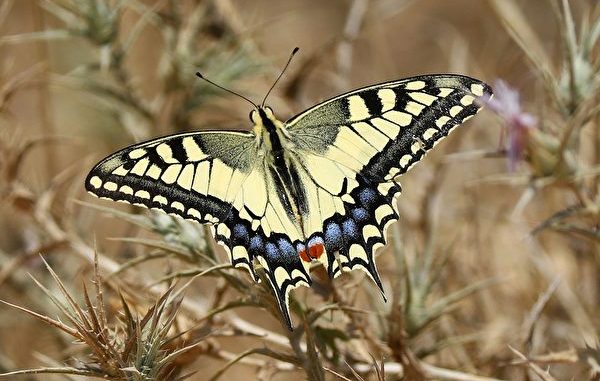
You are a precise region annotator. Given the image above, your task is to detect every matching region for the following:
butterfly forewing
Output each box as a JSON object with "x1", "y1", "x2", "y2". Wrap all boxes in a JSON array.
[
  {"x1": 85, "y1": 131, "x2": 258, "y2": 224},
  {"x1": 286, "y1": 75, "x2": 491, "y2": 179}
]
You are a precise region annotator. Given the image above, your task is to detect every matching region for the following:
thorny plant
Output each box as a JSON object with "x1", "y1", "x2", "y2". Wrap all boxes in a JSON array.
[
  {"x1": 490, "y1": 0, "x2": 600, "y2": 226},
  {"x1": 0, "y1": 254, "x2": 205, "y2": 380},
  {"x1": 486, "y1": 0, "x2": 600, "y2": 379},
  {"x1": 0, "y1": 0, "x2": 600, "y2": 381}
]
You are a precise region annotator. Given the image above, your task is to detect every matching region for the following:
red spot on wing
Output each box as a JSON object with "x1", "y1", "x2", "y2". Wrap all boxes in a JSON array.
[
  {"x1": 308, "y1": 243, "x2": 324, "y2": 260},
  {"x1": 298, "y1": 242, "x2": 325, "y2": 262},
  {"x1": 299, "y1": 248, "x2": 310, "y2": 262}
]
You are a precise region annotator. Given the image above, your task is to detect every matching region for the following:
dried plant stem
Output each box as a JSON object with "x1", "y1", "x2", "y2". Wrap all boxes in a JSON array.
[
  {"x1": 522, "y1": 232, "x2": 596, "y2": 338},
  {"x1": 0, "y1": 367, "x2": 103, "y2": 378},
  {"x1": 0, "y1": 239, "x2": 66, "y2": 287},
  {"x1": 335, "y1": 0, "x2": 368, "y2": 91},
  {"x1": 420, "y1": 363, "x2": 508, "y2": 381},
  {"x1": 210, "y1": 347, "x2": 509, "y2": 381},
  {"x1": 521, "y1": 277, "x2": 561, "y2": 351},
  {"x1": 30, "y1": 2, "x2": 57, "y2": 180},
  {"x1": 210, "y1": 0, "x2": 247, "y2": 37},
  {"x1": 509, "y1": 346, "x2": 559, "y2": 381}
]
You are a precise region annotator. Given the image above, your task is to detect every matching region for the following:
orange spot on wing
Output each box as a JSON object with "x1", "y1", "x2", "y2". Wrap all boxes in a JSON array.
[
  {"x1": 299, "y1": 241, "x2": 325, "y2": 262},
  {"x1": 308, "y1": 243, "x2": 324, "y2": 260},
  {"x1": 299, "y1": 248, "x2": 310, "y2": 262}
]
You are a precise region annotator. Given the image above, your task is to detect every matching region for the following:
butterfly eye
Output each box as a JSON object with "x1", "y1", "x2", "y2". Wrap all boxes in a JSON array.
[
  {"x1": 249, "y1": 110, "x2": 257, "y2": 123},
  {"x1": 264, "y1": 106, "x2": 273, "y2": 117}
]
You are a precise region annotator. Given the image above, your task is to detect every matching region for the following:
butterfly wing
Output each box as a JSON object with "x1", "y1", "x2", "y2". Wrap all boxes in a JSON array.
[
  {"x1": 285, "y1": 74, "x2": 492, "y2": 283},
  {"x1": 85, "y1": 131, "x2": 258, "y2": 224},
  {"x1": 212, "y1": 163, "x2": 312, "y2": 328},
  {"x1": 85, "y1": 130, "x2": 311, "y2": 328},
  {"x1": 289, "y1": 154, "x2": 400, "y2": 288}
]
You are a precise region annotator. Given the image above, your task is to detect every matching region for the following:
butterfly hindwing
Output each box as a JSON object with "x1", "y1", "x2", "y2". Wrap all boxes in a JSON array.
[{"x1": 212, "y1": 165, "x2": 311, "y2": 328}]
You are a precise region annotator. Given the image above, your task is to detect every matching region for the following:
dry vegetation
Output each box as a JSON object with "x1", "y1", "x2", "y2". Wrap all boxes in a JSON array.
[{"x1": 0, "y1": 0, "x2": 599, "y2": 380}]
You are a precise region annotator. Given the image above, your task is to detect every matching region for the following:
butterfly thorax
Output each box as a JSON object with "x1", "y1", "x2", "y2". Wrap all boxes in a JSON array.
[
  {"x1": 250, "y1": 106, "x2": 308, "y2": 231},
  {"x1": 252, "y1": 107, "x2": 287, "y2": 164}
]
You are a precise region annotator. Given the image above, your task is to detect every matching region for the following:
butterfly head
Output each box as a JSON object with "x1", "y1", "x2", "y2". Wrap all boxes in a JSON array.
[
  {"x1": 251, "y1": 106, "x2": 284, "y2": 136},
  {"x1": 249, "y1": 106, "x2": 274, "y2": 124}
]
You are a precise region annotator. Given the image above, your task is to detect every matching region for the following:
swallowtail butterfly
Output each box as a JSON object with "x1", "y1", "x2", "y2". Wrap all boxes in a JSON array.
[{"x1": 86, "y1": 54, "x2": 491, "y2": 329}]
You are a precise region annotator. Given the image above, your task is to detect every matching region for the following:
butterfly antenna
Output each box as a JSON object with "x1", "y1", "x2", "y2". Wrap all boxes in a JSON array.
[
  {"x1": 195, "y1": 72, "x2": 257, "y2": 109},
  {"x1": 261, "y1": 47, "x2": 299, "y2": 107}
]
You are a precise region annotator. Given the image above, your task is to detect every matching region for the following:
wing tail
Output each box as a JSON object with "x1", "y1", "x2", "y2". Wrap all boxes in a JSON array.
[{"x1": 213, "y1": 206, "x2": 311, "y2": 330}]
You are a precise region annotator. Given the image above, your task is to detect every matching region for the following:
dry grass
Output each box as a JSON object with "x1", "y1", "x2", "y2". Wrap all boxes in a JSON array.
[{"x1": 0, "y1": 0, "x2": 599, "y2": 380}]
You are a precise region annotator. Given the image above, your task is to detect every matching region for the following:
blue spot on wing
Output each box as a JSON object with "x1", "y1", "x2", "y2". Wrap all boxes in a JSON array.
[
  {"x1": 250, "y1": 235, "x2": 264, "y2": 252},
  {"x1": 324, "y1": 222, "x2": 343, "y2": 250},
  {"x1": 278, "y1": 238, "x2": 297, "y2": 263},
  {"x1": 265, "y1": 242, "x2": 279, "y2": 260},
  {"x1": 351, "y1": 207, "x2": 369, "y2": 222},
  {"x1": 358, "y1": 187, "x2": 377, "y2": 207},
  {"x1": 232, "y1": 224, "x2": 249, "y2": 245},
  {"x1": 308, "y1": 236, "x2": 324, "y2": 247},
  {"x1": 342, "y1": 219, "x2": 359, "y2": 238}
]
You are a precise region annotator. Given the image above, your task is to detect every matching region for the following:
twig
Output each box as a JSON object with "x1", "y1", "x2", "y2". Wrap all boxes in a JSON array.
[
  {"x1": 421, "y1": 362, "x2": 507, "y2": 381},
  {"x1": 509, "y1": 346, "x2": 559, "y2": 381},
  {"x1": 521, "y1": 277, "x2": 561, "y2": 351},
  {"x1": 30, "y1": 1, "x2": 57, "y2": 180},
  {"x1": 335, "y1": 0, "x2": 368, "y2": 91}
]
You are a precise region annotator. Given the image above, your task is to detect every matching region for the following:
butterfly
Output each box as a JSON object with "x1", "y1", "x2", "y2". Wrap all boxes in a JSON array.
[{"x1": 85, "y1": 56, "x2": 491, "y2": 329}]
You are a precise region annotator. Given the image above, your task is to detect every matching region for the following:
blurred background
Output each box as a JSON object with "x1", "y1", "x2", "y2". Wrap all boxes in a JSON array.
[{"x1": 0, "y1": 0, "x2": 598, "y2": 380}]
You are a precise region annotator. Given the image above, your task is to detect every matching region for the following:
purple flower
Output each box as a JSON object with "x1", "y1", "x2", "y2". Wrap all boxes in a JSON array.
[{"x1": 480, "y1": 80, "x2": 537, "y2": 171}]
